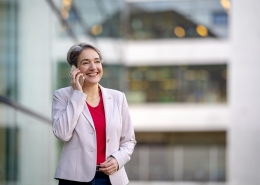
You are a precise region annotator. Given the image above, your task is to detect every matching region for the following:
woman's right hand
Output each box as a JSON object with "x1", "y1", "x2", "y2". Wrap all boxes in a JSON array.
[{"x1": 70, "y1": 68, "x2": 84, "y2": 91}]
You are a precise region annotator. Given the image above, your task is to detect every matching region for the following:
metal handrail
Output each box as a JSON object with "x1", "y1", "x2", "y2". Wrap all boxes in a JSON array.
[{"x1": 0, "y1": 95, "x2": 51, "y2": 124}]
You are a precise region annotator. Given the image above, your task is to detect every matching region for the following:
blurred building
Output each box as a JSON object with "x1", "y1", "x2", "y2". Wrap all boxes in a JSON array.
[{"x1": 0, "y1": 0, "x2": 259, "y2": 185}]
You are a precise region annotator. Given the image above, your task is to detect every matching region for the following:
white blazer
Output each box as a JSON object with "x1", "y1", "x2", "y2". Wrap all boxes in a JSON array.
[{"x1": 52, "y1": 85, "x2": 136, "y2": 185}]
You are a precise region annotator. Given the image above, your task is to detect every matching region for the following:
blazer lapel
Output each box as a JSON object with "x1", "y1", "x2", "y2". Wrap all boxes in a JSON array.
[
  {"x1": 99, "y1": 85, "x2": 112, "y2": 138},
  {"x1": 67, "y1": 86, "x2": 95, "y2": 130},
  {"x1": 82, "y1": 102, "x2": 95, "y2": 131}
]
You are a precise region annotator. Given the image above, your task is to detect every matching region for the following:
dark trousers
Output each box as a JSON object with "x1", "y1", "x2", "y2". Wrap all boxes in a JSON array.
[{"x1": 58, "y1": 172, "x2": 111, "y2": 185}]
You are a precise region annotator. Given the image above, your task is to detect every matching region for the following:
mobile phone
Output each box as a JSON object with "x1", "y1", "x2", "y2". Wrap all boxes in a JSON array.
[{"x1": 70, "y1": 65, "x2": 85, "y2": 86}]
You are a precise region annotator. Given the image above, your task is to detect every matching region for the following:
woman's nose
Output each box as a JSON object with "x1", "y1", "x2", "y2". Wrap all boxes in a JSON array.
[{"x1": 89, "y1": 62, "x2": 97, "y2": 69}]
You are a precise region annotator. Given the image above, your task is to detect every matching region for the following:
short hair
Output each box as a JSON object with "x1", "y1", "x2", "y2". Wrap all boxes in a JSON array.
[{"x1": 67, "y1": 42, "x2": 103, "y2": 67}]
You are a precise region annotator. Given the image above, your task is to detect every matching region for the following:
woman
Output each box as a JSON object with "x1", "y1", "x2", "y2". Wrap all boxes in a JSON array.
[{"x1": 52, "y1": 42, "x2": 136, "y2": 185}]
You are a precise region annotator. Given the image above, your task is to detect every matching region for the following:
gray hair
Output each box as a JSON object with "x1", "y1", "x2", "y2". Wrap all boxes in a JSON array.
[{"x1": 67, "y1": 42, "x2": 103, "y2": 67}]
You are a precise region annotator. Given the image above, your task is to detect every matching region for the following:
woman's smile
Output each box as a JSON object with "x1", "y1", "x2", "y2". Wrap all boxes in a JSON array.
[{"x1": 86, "y1": 72, "x2": 98, "y2": 76}]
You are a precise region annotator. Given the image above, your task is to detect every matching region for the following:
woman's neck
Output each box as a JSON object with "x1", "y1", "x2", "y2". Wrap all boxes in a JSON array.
[{"x1": 82, "y1": 83, "x2": 99, "y2": 98}]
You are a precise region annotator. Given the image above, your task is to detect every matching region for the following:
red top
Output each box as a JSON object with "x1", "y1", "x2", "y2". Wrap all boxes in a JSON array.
[{"x1": 86, "y1": 90, "x2": 106, "y2": 165}]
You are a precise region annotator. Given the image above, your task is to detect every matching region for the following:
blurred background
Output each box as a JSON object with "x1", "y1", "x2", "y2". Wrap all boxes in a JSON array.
[{"x1": 0, "y1": 0, "x2": 260, "y2": 185}]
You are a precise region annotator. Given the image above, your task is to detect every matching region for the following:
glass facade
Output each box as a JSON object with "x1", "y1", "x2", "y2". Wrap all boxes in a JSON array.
[
  {"x1": 0, "y1": 0, "x2": 18, "y2": 100},
  {"x1": 1, "y1": 1, "x2": 55, "y2": 185},
  {"x1": 125, "y1": 132, "x2": 226, "y2": 182},
  {"x1": 0, "y1": 0, "x2": 19, "y2": 183},
  {"x1": 61, "y1": 0, "x2": 228, "y2": 39},
  {"x1": 127, "y1": 64, "x2": 227, "y2": 103},
  {"x1": 59, "y1": 0, "x2": 124, "y2": 38},
  {"x1": 125, "y1": 0, "x2": 228, "y2": 39},
  {"x1": 0, "y1": 127, "x2": 19, "y2": 182}
]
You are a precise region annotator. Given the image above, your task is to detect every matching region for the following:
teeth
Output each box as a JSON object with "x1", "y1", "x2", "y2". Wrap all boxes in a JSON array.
[{"x1": 88, "y1": 73, "x2": 97, "y2": 76}]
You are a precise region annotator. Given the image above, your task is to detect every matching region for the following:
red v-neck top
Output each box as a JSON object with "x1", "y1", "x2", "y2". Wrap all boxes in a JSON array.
[{"x1": 86, "y1": 91, "x2": 106, "y2": 165}]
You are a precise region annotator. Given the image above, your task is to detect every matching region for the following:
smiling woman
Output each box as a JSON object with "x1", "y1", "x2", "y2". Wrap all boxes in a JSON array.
[{"x1": 52, "y1": 42, "x2": 136, "y2": 185}]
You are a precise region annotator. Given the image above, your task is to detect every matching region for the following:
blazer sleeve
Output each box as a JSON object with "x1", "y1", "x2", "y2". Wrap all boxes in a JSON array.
[
  {"x1": 111, "y1": 93, "x2": 137, "y2": 169},
  {"x1": 52, "y1": 89, "x2": 87, "y2": 141}
]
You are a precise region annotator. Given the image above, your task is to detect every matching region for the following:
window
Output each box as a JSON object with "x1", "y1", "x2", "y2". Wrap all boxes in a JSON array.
[
  {"x1": 55, "y1": 62, "x2": 71, "y2": 90},
  {"x1": 127, "y1": 64, "x2": 227, "y2": 103},
  {"x1": 0, "y1": 127, "x2": 19, "y2": 181},
  {"x1": 99, "y1": 64, "x2": 125, "y2": 90},
  {"x1": 125, "y1": 131, "x2": 226, "y2": 182}
]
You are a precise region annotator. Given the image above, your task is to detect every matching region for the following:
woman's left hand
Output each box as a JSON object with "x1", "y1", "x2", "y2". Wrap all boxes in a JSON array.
[{"x1": 99, "y1": 157, "x2": 119, "y2": 175}]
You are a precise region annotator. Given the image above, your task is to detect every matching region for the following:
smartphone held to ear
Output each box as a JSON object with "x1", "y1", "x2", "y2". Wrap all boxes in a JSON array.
[{"x1": 70, "y1": 65, "x2": 85, "y2": 86}]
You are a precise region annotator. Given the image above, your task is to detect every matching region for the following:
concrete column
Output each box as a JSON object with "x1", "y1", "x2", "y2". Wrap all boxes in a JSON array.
[
  {"x1": 229, "y1": 0, "x2": 260, "y2": 184},
  {"x1": 18, "y1": 0, "x2": 57, "y2": 185}
]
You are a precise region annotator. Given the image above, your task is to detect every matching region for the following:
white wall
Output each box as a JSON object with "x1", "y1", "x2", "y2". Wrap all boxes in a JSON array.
[
  {"x1": 131, "y1": 104, "x2": 228, "y2": 131},
  {"x1": 229, "y1": 0, "x2": 260, "y2": 184},
  {"x1": 124, "y1": 39, "x2": 230, "y2": 66}
]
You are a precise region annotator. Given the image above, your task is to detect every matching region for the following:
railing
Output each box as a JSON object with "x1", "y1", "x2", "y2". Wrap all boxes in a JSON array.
[{"x1": 0, "y1": 94, "x2": 51, "y2": 124}]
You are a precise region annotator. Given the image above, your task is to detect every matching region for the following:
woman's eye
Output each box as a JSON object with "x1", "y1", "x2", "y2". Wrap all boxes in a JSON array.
[{"x1": 95, "y1": 60, "x2": 101, "y2": 63}]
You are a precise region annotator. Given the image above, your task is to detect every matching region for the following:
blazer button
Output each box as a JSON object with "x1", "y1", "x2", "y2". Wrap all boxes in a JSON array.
[{"x1": 106, "y1": 139, "x2": 110, "y2": 143}]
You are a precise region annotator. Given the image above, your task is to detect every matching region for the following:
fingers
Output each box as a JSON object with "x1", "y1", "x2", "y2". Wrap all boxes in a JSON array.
[
  {"x1": 75, "y1": 72, "x2": 83, "y2": 83},
  {"x1": 70, "y1": 68, "x2": 84, "y2": 91},
  {"x1": 99, "y1": 157, "x2": 118, "y2": 175},
  {"x1": 70, "y1": 68, "x2": 81, "y2": 80}
]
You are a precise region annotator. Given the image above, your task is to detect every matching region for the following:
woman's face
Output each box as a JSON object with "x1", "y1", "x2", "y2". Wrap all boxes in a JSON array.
[{"x1": 77, "y1": 48, "x2": 103, "y2": 86}]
